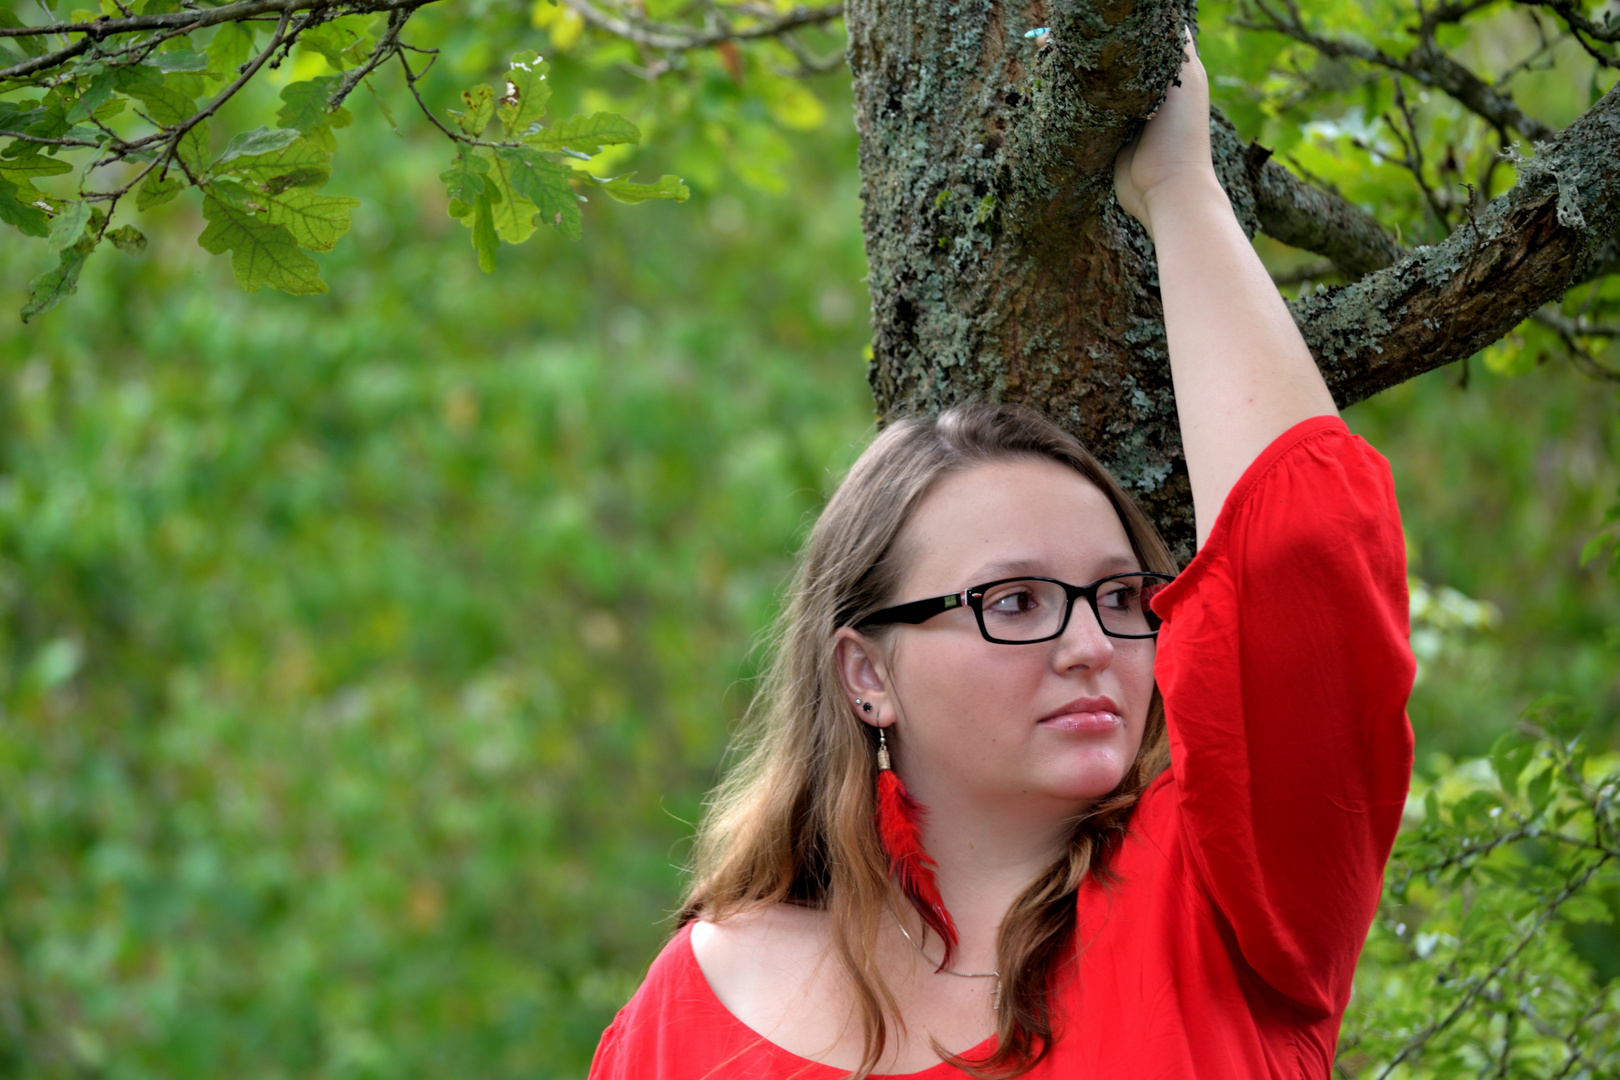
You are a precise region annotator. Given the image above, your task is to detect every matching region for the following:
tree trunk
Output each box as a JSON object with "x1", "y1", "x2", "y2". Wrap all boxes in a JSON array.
[{"x1": 845, "y1": 0, "x2": 1620, "y2": 563}]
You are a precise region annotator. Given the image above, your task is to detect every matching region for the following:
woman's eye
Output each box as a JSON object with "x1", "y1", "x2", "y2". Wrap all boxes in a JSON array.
[
  {"x1": 1099, "y1": 586, "x2": 1139, "y2": 611},
  {"x1": 986, "y1": 588, "x2": 1038, "y2": 613}
]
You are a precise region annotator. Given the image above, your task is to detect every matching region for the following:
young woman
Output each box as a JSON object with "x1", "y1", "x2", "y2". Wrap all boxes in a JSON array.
[{"x1": 589, "y1": 34, "x2": 1416, "y2": 1080}]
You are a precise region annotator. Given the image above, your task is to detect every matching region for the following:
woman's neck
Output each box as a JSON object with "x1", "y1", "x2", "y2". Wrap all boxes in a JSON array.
[{"x1": 908, "y1": 797, "x2": 1078, "y2": 972}]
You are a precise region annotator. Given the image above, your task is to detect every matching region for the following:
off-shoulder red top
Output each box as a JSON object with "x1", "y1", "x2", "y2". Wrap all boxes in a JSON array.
[{"x1": 590, "y1": 415, "x2": 1417, "y2": 1079}]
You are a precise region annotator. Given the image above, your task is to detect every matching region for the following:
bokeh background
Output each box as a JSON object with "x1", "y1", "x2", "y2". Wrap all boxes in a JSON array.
[{"x1": 2, "y1": 2, "x2": 1617, "y2": 1075}]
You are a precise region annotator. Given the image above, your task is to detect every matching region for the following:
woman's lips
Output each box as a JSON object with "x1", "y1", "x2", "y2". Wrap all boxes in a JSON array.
[{"x1": 1037, "y1": 697, "x2": 1122, "y2": 733}]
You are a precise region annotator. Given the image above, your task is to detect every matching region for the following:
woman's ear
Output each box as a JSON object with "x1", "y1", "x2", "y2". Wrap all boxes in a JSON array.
[{"x1": 832, "y1": 627, "x2": 891, "y2": 728}]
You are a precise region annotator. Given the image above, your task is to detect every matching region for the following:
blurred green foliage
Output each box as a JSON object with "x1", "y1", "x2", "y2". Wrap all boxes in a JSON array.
[
  {"x1": 1, "y1": 0, "x2": 1617, "y2": 1076},
  {"x1": 1, "y1": 39, "x2": 870, "y2": 1071}
]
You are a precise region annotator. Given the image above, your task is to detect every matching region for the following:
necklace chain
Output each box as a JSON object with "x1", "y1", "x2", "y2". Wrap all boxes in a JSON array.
[{"x1": 888, "y1": 906, "x2": 1001, "y2": 1005}]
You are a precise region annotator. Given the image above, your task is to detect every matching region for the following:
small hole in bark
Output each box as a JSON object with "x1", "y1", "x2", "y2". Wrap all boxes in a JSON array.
[{"x1": 894, "y1": 295, "x2": 919, "y2": 335}]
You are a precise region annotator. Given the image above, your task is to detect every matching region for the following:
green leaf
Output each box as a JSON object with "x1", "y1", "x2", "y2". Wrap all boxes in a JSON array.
[
  {"x1": 21, "y1": 90, "x2": 70, "y2": 139},
  {"x1": 299, "y1": 15, "x2": 377, "y2": 71},
  {"x1": 263, "y1": 188, "x2": 358, "y2": 252},
  {"x1": 45, "y1": 199, "x2": 91, "y2": 252},
  {"x1": 136, "y1": 168, "x2": 182, "y2": 210},
  {"x1": 124, "y1": 78, "x2": 209, "y2": 174},
  {"x1": 206, "y1": 176, "x2": 257, "y2": 212},
  {"x1": 0, "y1": 149, "x2": 72, "y2": 181},
  {"x1": 587, "y1": 173, "x2": 689, "y2": 205},
  {"x1": 1579, "y1": 531, "x2": 1613, "y2": 567},
  {"x1": 525, "y1": 112, "x2": 641, "y2": 156},
  {"x1": 440, "y1": 151, "x2": 490, "y2": 205},
  {"x1": 363, "y1": 78, "x2": 399, "y2": 136},
  {"x1": 106, "y1": 224, "x2": 147, "y2": 254},
  {"x1": 473, "y1": 191, "x2": 498, "y2": 273},
  {"x1": 495, "y1": 146, "x2": 579, "y2": 240},
  {"x1": 498, "y1": 52, "x2": 551, "y2": 138},
  {"x1": 151, "y1": 49, "x2": 208, "y2": 73},
  {"x1": 198, "y1": 193, "x2": 327, "y2": 295},
  {"x1": 207, "y1": 21, "x2": 255, "y2": 83},
  {"x1": 214, "y1": 126, "x2": 303, "y2": 168},
  {"x1": 1561, "y1": 894, "x2": 1615, "y2": 925},
  {"x1": 1526, "y1": 767, "x2": 1554, "y2": 815},
  {"x1": 1489, "y1": 732, "x2": 1535, "y2": 798},
  {"x1": 0, "y1": 176, "x2": 49, "y2": 236},
  {"x1": 111, "y1": 63, "x2": 164, "y2": 93},
  {"x1": 0, "y1": 102, "x2": 48, "y2": 132},
  {"x1": 277, "y1": 77, "x2": 353, "y2": 151},
  {"x1": 65, "y1": 69, "x2": 118, "y2": 124},
  {"x1": 485, "y1": 149, "x2": 539, "y2": 245},
  {"x1": 215, "y1": 135, "x2": 331, "y2": 192},
  {"x1": 0, "y1": 10, "x2": 47, "y2": 58},
  {"x1": 455, "y1": 85, "x2": 495, "y2": 138},
  {"x1": 21, "y1": 238, "x2": 93, "y2": 321},
  {"x1": 123, "y1": 78, "x2": 193, "y2": 126}
]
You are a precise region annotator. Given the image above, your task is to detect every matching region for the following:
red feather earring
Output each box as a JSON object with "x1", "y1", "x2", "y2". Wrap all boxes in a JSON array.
[{"x1": 872, "y1": 723, "x2": 959, "y2": 969}]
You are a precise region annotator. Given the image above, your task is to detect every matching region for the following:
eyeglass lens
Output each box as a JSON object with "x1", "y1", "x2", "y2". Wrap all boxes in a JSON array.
[{"x1": 977, "y1": 575, "x2": 1162, "y2": 641}]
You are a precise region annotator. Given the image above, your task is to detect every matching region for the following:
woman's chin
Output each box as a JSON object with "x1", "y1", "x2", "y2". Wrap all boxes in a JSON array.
[{"x1": 1037, "y1": 758, "x2": 1133, "y2": 804}]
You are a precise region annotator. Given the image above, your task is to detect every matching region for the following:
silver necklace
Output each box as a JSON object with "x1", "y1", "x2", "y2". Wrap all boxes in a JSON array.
[{"x1": 888, "y1": 906, "x2": 1001, "y2": 1007}]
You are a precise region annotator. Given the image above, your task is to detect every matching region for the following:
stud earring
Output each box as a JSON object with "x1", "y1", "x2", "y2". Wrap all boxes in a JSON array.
[{"x1": 856, "y1": 698, "x2": 873, "y2": 713}]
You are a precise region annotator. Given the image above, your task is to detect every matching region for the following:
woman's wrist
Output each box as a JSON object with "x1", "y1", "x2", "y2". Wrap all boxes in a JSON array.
[{"x1": 1136, "y1": 171, "x2": 1229, "y2": 242}]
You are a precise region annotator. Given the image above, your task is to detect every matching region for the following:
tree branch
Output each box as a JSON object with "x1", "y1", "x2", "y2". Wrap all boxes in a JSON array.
[
  {"x1": 326, "y1": 3, "x2": 415, "y2": 110},
  {"x1": 1292, "y1": 80, "x2": 1620, "y2": 407},
  {"x1": 1208, "y1": 112, "x2": 1407, "y2": 277},
  {"x1": 1270, "y1": 259, "x2": 1340, "y2": 286},
  {"x1": 1533, "y1": 307, "x2": 1620, "y2": 381},
  {"x1": 0, "y1": 0, "x2": 441, "y2": 83},
  {"x1": 1233, "y1": 0, "x2": 1555, "y2": 141},
  {"x1": 556, "y1": 0, "x2": 842, "y2": 53}
]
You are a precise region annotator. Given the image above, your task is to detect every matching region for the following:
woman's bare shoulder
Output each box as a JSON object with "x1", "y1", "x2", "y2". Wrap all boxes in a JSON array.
[
  {"x1": 690, "y1": 903, "x2": 832, "y2": 985},
  {"x1": 689, "y1": 904, "x2": 848, "y2": 1049}
]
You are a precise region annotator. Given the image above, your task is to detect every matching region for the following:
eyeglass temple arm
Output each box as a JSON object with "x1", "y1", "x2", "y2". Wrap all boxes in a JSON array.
[{"x1": 858, "y1": 590, "x2": 970, "y2": 628}]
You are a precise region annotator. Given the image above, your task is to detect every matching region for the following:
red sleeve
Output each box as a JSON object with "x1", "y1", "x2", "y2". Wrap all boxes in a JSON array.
[{"x1": 1149, "y1": 415, "x2": 1416, "y2": 1017}]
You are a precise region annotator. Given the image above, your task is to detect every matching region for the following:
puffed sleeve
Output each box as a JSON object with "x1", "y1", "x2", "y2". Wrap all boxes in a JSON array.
[{"x1": 1149, "y1": 415, "x2": 1416, "y2": 1017}]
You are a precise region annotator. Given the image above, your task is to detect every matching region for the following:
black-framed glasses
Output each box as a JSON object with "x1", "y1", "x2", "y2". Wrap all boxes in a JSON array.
[{"x1": 857, "y1": 572, "x2": 1175, "y2": 644}]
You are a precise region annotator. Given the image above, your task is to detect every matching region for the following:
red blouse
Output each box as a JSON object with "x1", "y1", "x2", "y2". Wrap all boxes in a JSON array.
[{"x1": 590, "y1": 415, "x2": 1416, "y2": 1080}]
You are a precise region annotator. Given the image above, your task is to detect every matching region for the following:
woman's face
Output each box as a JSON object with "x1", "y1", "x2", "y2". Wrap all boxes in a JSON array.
[{"x1": 850, "y1": 458, "x2": 1156, "y2": 816}]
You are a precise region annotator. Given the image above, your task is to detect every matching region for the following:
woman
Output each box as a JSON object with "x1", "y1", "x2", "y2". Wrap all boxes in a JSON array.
[{"x1": 590, "y1": 33, "x2": 1415, "y2": 1080}]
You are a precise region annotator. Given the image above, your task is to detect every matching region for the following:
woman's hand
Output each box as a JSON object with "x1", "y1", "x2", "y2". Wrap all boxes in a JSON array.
[{"x1": 1112, "y1": 31, "x2": 1219, "y2": 239}]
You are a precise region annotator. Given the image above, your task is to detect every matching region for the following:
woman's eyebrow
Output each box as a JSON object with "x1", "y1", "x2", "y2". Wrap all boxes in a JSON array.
[{"x1": 969, "y1": 553, "x2": 1142, "y2": 580}]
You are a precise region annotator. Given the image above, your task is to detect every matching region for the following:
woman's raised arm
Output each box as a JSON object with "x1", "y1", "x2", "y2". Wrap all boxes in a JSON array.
[{"x1": 1114, "y1": 33, "x2": 1338, "y2": 549}]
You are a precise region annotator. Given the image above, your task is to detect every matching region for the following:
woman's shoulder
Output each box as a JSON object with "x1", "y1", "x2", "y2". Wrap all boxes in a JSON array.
[
  {"x1": 690, "y1": 902, "x2": 831, "y2": 969},
  {"x1": 690, "y1": 903, "x2": 846, "y2": 1035}
]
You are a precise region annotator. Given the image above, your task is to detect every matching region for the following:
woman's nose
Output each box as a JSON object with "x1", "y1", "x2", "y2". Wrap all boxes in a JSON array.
[{"x1": 1052, "y1": 601, "x2": 1114, "y2": 671}]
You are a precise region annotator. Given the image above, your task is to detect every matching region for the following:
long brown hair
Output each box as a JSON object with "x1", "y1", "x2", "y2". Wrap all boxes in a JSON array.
[{"x1": 678, "y1": 404, "x2": 1178, "y2": 1077}]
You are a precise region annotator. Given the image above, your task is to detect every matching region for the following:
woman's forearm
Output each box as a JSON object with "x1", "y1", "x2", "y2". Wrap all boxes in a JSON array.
[
  {"x1": 1144, "y1": 176, "x2": 1338, "y2": 548},
  {"x1": 1113, "y1": 36, "x2": 1338, "y2": 549}
]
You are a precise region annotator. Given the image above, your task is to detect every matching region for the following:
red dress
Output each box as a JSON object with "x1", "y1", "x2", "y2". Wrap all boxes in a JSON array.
[{"x1": 590, "y1": 415, "x2": 1416, "y2": 1079}]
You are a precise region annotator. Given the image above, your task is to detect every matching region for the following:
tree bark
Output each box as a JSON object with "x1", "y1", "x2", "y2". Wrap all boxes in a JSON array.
[
  {"x1": 846, "y1": 0, "x2": 1620, "y2": 563},
  {"x1": 847, "y1": 0, "x2": 1197, "y2": 553}
]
